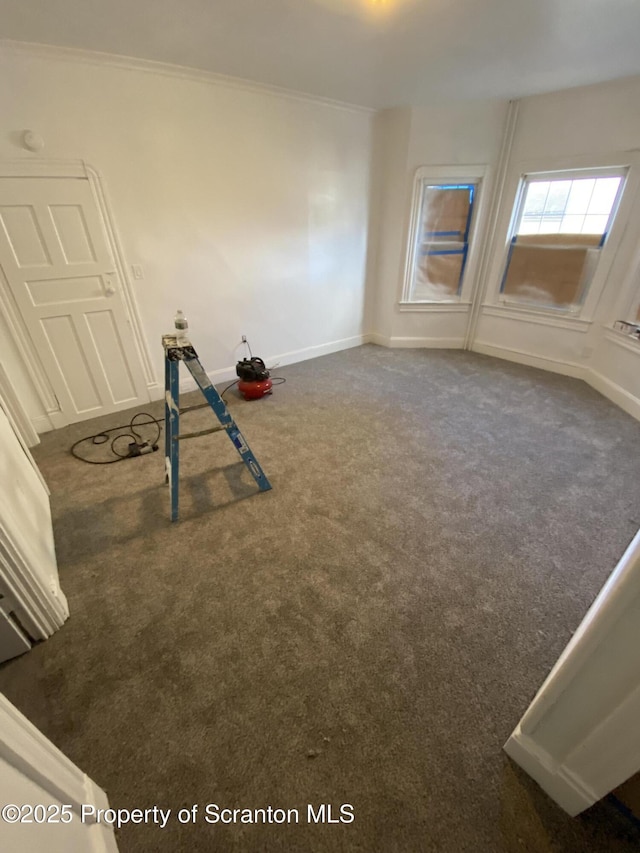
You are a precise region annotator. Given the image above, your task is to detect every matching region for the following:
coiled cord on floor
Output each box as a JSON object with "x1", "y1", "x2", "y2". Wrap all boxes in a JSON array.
[
  {"x1": 70, "y1": 412, "x2": 162, "y2": 465},
  {"x1": 69, "y1": 377, "x2": 287, "y2": 464}
]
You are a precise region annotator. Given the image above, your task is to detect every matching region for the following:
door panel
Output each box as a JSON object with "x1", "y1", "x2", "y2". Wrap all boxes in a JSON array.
[
  {"x1": 85, "y1": 309, "x2": 138, "y2": 402},
  {"x1": 0, "y1": 204, "x2": 51, "y2": 267},
  {"x1": 27, "y1": 275, "x2": 106, "y2": 306},
  {"x1": 49, "y1": 203, "x2": 97, "y2": 264},
  {"x1": 0, "y1": 177, "x2": 148, "y2": 423},
  {"x1": 40, "y1": 315, "x2": 103, "y2": 413}
]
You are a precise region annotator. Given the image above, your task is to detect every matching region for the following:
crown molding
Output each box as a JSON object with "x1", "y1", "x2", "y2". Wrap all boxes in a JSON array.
[{"x1": 0, "y1": 39, "x2": 374, "y2": 116}]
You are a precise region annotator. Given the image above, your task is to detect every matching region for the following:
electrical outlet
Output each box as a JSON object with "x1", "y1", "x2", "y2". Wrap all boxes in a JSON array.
[{"x1": 132, "y1": 264, "x2": 144, "y2": 280}]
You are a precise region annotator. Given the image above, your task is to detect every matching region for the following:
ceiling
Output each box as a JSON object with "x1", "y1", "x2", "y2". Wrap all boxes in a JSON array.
[{"x1": 2, "y1": 0, "x2": 640, "y2": 108}]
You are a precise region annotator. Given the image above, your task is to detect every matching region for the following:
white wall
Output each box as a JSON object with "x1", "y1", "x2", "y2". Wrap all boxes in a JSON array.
[
  {"x1": 4, "y1": 45, "x2": 640, "y2": 435},
  {"x1": 0, "y1": 44, "x2": 373, "y2": 430},
  {"x1": 369, "y1": 108, "x2": 411, "y2": 342},
  {"x1": 473, "y1": 75, "x2": 640, "y2": 418},
  {"x1": 369, "y1": 99, "x2": 508, "y2": 347}
]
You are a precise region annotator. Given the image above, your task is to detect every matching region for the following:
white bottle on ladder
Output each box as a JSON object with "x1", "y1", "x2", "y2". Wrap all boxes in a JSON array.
[{"x1": 174, "y1": 309, "x2": 189, "y2": 345}]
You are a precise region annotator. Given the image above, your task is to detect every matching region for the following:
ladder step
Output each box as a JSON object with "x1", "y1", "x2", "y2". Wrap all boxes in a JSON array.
[
  {"x1": 175, "y1": 426, "x2": 226, "y2": 440},
  {"x1": 179, "y1": 402, "x2": 209, "y2": 414}
]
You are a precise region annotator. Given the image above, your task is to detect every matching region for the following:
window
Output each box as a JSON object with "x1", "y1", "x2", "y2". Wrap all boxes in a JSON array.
[
  {"x1": 501, "y1": 170, "x2": 626, "y2": 312},
  {"x1": 404, "y1": 178, "x2": 478, "y2": 303}
]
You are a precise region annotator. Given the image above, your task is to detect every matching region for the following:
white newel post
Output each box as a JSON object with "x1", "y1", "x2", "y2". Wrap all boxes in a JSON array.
[{"x1": 504, "y1": 529, "x2": 640, "y2": 815}]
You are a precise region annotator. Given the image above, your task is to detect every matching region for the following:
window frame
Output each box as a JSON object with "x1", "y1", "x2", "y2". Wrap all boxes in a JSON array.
[
  {"x1": 400, "y1": 164, "x2": 487, "y2": 309},
  {"x1": 630, "y1": 279, "x2": 640, "y2": 325},
  {"x1": 607, "y1": 175, "x2": 640, "y2": 331},
  {"x1": 614, "y1": 247, "x2": 640, "y2": 329},
  {"x1": 486, "y1": 155, "x2": 635, "y2": 324}
]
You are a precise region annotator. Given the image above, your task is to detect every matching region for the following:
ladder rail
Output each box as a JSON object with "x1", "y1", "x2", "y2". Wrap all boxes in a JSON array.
[
  {"x1": 164, "y1": 357, "x2": 181, "y2": 522},
  {"x1": 184, "y1": 355, "x2": 272, "y2": 492},
  {"x1": 162, "y1": 335, "x2": 272, "y2": 521}
]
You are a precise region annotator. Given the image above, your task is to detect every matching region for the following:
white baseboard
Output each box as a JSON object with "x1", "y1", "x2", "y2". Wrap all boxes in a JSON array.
[
  {"x1": 471, "y1": 341, "x2": 640, "y2": 422},
  {"x1": 504, "y1": 728, "x2": 596, "y2": 816},
  {"x1": 31, "y1": 414, "x2": 54, "y2": 435},
  {"x1": 368, "y1": 332, "x2": 389, "y2": 347},
  {"x1": 472, "y1": 341, "x2": 587, "y2": 380},
  {"x1": 268, "y1": 333, "x2": 372, "y2": 366},
  {"x1": 148, "y1": 333, "x2": 372, "y2": 399},
  {"x1": 371, "y1": 333, "x2": 465, "y2": 349},
  {"x1": 587, "y1": 369, "x2": 640, "y2": 421}
]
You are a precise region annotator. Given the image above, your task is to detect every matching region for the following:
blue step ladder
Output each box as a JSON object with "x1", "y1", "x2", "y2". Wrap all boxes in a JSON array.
[{"x1": 163, "y1": 334, "x2": 272, "y2": 521}]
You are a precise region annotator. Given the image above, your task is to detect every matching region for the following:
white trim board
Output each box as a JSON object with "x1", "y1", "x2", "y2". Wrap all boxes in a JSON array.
[
  {"x1": 0, "y1": 694, "x2": 119, "y2": 852},
  {"x1": 473, "y1": 340, "x2": 640, "y2": 422},
  {"x1": 0, "y1": 363, "x2": 39, "y2": 448},
  {"x1": 603, "y1": 328, "x2": 640, "y2": 355},
  {"x1": 0, "y1": 521, "x2": 68, "y2": 641},
  {"x1": 472, "y1": 341, "x2": 587, "y2": 379},
  {"x1": 481, "y1": 305, "x2": 592, "y2": 333},
  {"x1": 0, "y1": 39, "x2": 373, "y2": 116},
  {"x1": 505, "y1": 529, "x2": 640, "y2": 815},
  {"x1": 587, "y1": 369, "x2": 640, "y2": 422},
  {"x1": 32, "y1": 415, "x2": 54, "y2": 435},
  {"x1": 397, "y1": 303, "x2": 471, "y2": 314},
  {"x1": 504, "y1": 728, "x2": 596, "y2": 817},
  {"x1": 370, "y1": 334, "x2": 465, "y2": 349}
]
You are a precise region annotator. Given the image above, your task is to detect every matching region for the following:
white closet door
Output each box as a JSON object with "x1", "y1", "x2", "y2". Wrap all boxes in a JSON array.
[{"x1": 0, "y1": 176, "x2": 148, "y2": 424}]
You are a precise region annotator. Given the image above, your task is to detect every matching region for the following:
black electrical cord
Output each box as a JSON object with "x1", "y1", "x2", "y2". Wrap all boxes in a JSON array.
[
  {"x1": 220, "y1": 379, "x2": 239, "y2": 399},
  {"x1": 70, "y1": 340, "x2": 287, "y2": 462},
  {"x1": 70, "y1": 412, "x2": 162, "y2": 464}
]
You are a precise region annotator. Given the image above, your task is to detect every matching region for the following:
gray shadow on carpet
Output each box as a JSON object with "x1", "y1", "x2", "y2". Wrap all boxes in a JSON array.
[{"x1": 54, "y1": 462, "x2": 261, "y2": 565}]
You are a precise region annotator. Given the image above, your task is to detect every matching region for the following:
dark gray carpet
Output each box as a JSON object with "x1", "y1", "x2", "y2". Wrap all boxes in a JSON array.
[{"x1": 2, "y1": 345, "x2": 640, "y2": 852}]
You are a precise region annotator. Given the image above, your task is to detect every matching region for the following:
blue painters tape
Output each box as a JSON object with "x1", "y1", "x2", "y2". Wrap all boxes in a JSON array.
[{"x1": 423, "y1": 248, "x2": 465, "y2": 257}]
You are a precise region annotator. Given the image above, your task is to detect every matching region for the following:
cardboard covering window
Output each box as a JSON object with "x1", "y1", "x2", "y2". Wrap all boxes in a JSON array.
[
  {"x1": 502, "y1": 234, "x2": 601, "y2": 308},
  {"x1": 421, "y1": 187, "x2": 471, "y2": 237},
  {"x1": 414, "y1": 252, "x2": 464, "y2": 299},
  {"x1": 501, "y1": 173, "x2": 624, "y2": 310},
  {"x1": 411, "y1": 185, "x2": 475, "y2": 300}
]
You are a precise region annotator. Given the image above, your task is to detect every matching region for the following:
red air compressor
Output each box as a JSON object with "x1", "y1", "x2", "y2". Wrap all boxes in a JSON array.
[{"x1": 235, "y1": 357, "x2": 273, "y2": 400}]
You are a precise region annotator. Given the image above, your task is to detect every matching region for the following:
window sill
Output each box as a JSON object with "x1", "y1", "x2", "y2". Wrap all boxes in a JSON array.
[
  {"x1": 397, "y1": 301, "x2": 471, "y2": 313},
  {"x1": 482, "y1": 303, "x2": 592, "y2": 332}
]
